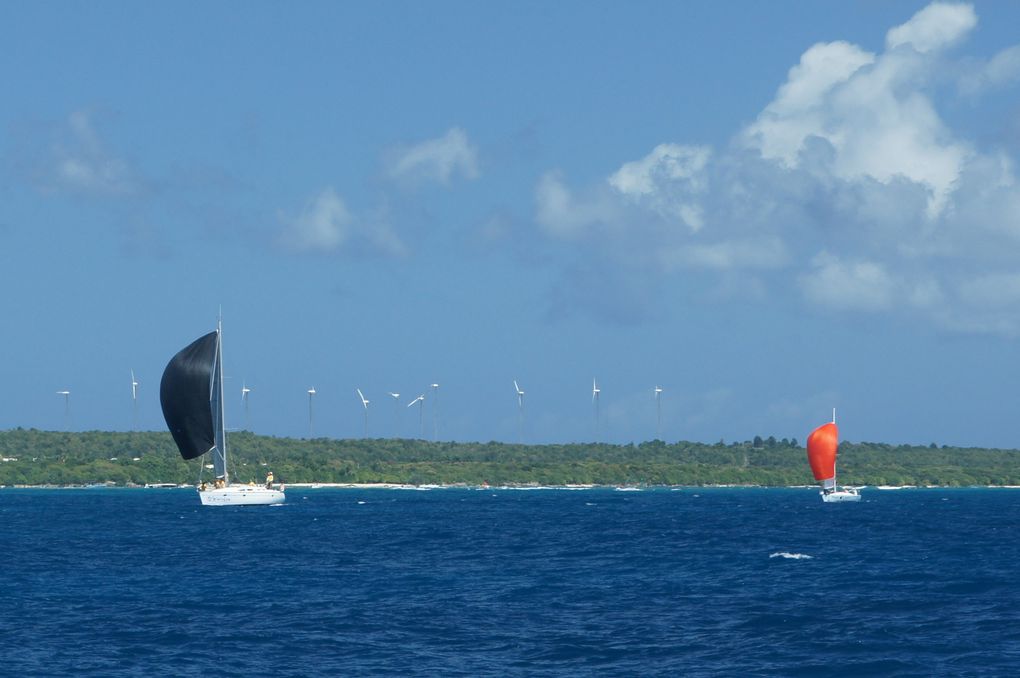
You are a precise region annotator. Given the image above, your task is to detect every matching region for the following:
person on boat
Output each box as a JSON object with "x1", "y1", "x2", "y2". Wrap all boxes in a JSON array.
[
  {"x1": 265, "y1": 471, "x2": 274, "y2": 489},
  {"x1": 214, "y1": 477, "x2": 225, "y2": 489},
  {"x1": 200, "y1": 481, "x2": 207, "y2": 491}
]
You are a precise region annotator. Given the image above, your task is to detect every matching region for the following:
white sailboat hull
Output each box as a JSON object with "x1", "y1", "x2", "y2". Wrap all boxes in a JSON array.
[
  {"x1": 199, "y1": 485, "x2": 285, "y2": 506},
  {"x1": 821, "y1": 488, "x2": 861, "y2": 502}
]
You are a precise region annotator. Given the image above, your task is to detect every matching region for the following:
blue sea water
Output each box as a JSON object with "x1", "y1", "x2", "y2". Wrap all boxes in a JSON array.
[{"x1": 2, "y1": 487, "x2": 1019, "y2": 676}]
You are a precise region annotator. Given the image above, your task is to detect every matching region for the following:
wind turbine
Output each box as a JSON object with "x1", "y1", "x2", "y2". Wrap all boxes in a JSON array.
[
  {"x1": 592, "y1": 378, "x2": 601, "y2": 441},
  {"x1": 56, "y1": 390, "x2": 71, "y2": 431},
  {"x1": 307, "y1": 387, "x2": 316, "y2": 437},
  {"x1": 130, "y1": 370, "x2": 139, "y2": 431},
  {"x1": 408, "y1": 394, "x2": 425, "y2": 439},
  {"x1": 431, "y1": 383, "x2": 440, "y2": 441},
  {"x1": 356, "y1": 388, "x2": 370, "y2": 438},
  {"x1": 514, "y1": 380, "x2": 525, "y2": 444},
  {"x1": 241, "y1": 381, "x2": 251, "y2": 431},
  {"x1": 654, "y1": 385, "x2": 663, "y2": 440},
  {"x1": 388, "y1": 392, "x2": 400, "y2": 437}
]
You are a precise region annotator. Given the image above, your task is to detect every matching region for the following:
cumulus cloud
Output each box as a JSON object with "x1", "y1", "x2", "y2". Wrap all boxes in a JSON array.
[
  {"x1": 386, "y1": 127, "x2": 479, "y2": 185},
  {"x1": 608, "y1": 143, "x2": 711, "y2": 231},
  {"x1": 742, "y1": 41, "x2": 876, "y2": 167},
  {"x1": 526, "y1": 1, "x2": 1020, "y2": 334},
  {"x1": 885, "y1": 2, "x2": 976, "y2": 53},
  {"x1": 742, "y1": 10, "x2": 974, "y2": 219},
  {"x1": 279, "y1": 187, "x2": 406, "y2": 257}
]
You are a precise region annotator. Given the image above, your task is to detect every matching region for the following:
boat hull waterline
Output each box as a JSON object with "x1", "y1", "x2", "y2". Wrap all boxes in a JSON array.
[
  {"x1": 199, "y1": 486, "x2": 285, "y2": 506},
  {"x1": 821, "y1": 489, "x2": 861, "y2": 503}
]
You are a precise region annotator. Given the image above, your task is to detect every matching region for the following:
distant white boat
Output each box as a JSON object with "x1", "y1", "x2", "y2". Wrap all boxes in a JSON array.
[
  {"x1": 806, "y1": 410, "x2": 861, "y2": 503},
  {"x1": 160, "y1": 316, "x2": 284, "y2": 507},
  {"x1": 821, "y1": 488, "x2": 860, "y2": 503}
]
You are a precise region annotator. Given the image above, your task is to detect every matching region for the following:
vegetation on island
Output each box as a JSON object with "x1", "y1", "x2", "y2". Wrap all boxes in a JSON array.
[{"x1": 2, "y1": 428, "x2": 1020, "y2": 487}]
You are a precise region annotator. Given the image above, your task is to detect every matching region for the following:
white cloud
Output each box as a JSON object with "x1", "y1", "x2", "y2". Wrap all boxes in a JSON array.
[
  {"x1": 799, "y1": 252, "x2": 897, "y2": 311},
  {"x1": 743, "y1": 41, "x2": 875, "y2": 167},
  {"x1": 799, "y1": 252, "x2": 943, "y2": 312},
  {"x1": 885, "y1": 2, "x2": 976, "y2": 54},
  {"x1": 45, "y1": 110, "x2": 137, "y2": 196},
  {"x1": 743, "y1": 24, "x2": 974, "y2": 218},
  {"x1": 279, "y1": 187, "x2": 406, "y2": 256},
  {"x1": 386, "y1": 127, "x2": 479, "y2": 185},
  {"x1": 526, "y1": 2, "x2": 1020, "y2": 333},
  {"x1": 281, "y1": 187, "x2": 351, "y2": 251},
  {"x1": 608, "y1": 143, "x2": 711, "y2": 231},
  {"x1": 535, "y1": 171, "x2": 618, "y2": 239},
  {"x1": 608, "y1": 143, "x2": 710, "y2": 196}
]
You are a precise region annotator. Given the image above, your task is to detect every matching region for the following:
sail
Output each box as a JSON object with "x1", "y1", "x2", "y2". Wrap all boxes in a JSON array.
[
  {"x1": 806, "y1": 422, "x2": 838, "y2": 490},
  {"x1": 160, "y1": 331, "x2": 218, "y2": 461}
]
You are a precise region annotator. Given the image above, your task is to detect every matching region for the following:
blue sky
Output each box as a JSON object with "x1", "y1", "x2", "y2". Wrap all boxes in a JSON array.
[{"x1": 3, "y1": 1, "x2": 1020, "y2": 448}]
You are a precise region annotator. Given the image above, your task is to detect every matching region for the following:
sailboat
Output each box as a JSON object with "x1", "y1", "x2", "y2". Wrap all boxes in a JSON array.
[
  {"x1": 806, "y1": 409, "x2": 860, "y2": 503},
  {"x1": 159, "y1": 317, "x2": 285, "y2": 506}
]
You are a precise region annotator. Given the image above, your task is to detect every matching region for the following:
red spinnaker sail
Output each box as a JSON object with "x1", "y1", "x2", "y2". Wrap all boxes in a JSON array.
[{"x1": 806, "y1": 422, "x2": 838, "y2": 483}]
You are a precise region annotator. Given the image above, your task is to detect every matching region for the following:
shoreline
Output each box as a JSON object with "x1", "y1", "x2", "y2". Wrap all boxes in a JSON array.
[{"x1": 5, "y1": 482, "x2": 1020, "y2": 491}]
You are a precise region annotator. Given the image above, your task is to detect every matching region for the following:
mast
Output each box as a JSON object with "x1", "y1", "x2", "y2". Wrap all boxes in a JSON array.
[
  {"x1": 832, "y1": 407, "x2": 836, "y2": 487},
  {"x1": 212, "y1": 313, "x2": 229, "y2": 485}
]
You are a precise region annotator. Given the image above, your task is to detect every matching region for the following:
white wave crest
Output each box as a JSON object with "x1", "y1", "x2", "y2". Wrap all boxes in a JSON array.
[{"x1": 770, "y1": 552, "x2": 813, "y2": 560}]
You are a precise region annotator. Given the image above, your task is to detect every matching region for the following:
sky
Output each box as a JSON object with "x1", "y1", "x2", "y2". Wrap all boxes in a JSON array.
[{"x1": 3, "y1": 1, "x2": 1020, "y2": 448}]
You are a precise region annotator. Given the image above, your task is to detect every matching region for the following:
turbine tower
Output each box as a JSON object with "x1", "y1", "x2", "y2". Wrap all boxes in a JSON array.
[
  {"x1": 388, "y1": 392, "x2": 400, "y2": 438},
  {"x1": 431, "y1": 383, "x2": 440, "y2": 441},
  {"x1": 514, "y1": 380, "x2": 525, "y2": 444},
  {"x1": 56, "y1": 390, "x2": 71, "y2": 431},
  {"x1": 408, "y1": 394, "x2": 425, "y2": 439},
  {"x1": 130, "y1": 370, "x2": 139, "y2": 431},
  {"x1": 307, "y1": 387, "x2": 316, "y2": 437},
  {"x1": 357, "y1": 388, "x2": 370, "y2": 438},
  {"x1": 592, "y1": 378, "x2": 601, "y2": 441},
  {"x1": 654, "y1": 385, "x2": 663, "y2": 440},
  {"x1": 241, "y1": 381, "x2": 251, "y2": 431}
]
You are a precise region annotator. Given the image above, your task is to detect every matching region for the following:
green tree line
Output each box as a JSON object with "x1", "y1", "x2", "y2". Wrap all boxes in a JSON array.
[{"x1": 1, "y1": 428, "x2": 1019, "y2": 487}]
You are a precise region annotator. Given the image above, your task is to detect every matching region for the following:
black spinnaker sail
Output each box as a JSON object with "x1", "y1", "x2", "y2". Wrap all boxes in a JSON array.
[{"x1": 160, "y1": 331, "x2": 218, "y2": 461}]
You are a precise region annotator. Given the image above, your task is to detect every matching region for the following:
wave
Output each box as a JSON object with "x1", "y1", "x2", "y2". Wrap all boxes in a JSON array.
[{"x1": 770, "y1": 552, "x2": 813, "y2": 560}]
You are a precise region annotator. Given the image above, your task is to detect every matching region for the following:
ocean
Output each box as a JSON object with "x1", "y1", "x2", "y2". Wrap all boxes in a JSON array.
[{"x1": 1, "y1": 487, "x2": 1018, "y2": 676}]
